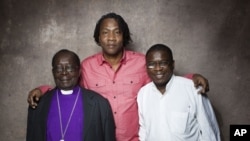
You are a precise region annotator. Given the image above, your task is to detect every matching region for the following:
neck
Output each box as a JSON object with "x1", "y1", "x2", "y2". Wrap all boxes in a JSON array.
[
  {"x1": 103, "y1": 51, "x2": 124, "y2": 71},
  {"x1": 155, "y1": 82, "x2": 168, "y2": 94},
  {"x1": 156, "y1": 86, "x2": 166, "y2": 94},
  {"x1": 103, "y1": 51, "x2": 123, "y2": 65}
]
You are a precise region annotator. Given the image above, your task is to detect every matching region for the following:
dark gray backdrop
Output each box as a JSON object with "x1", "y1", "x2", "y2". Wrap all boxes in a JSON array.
[{"x1": 1, "y1": 0, "x2": 250, "y2": 140}]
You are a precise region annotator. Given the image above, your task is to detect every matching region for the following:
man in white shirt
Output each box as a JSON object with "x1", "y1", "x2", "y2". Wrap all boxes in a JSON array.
[{"x1": 137, "y1": 44, "x2": 221, "y2": 141}]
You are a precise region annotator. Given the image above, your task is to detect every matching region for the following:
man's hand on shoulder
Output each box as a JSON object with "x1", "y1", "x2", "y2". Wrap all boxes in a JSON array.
[
  {"x1": 192, "y1": 73, "x2": 210, "y2": 94},
  {"x1": 27, "y1": 88, "x2": 42, "y2": 109}
]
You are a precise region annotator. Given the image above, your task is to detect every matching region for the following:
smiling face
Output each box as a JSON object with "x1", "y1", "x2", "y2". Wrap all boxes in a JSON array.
[
  {"x1": 98, "y1": 18, "x2": 124, "y2": 57},
  {"x1": 146, "y1": 49, "x2": 174, "y2": 92},
  {"x1": 52, "y1": 52, "x2": 80, "y2": 90}
]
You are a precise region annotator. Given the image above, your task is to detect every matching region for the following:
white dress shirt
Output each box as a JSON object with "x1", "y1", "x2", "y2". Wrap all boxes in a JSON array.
[{"x1": 137, "y1": 75, "x2": 221, "y2": 141}]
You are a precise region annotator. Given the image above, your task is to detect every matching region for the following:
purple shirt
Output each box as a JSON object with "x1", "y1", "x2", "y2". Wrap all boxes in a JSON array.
[
  {"x1": 80, "y1": 50, "x2": 151, "y2": 141},
  {"x1": 47, "y1": 86, "x2": 83, "y2": 141}
]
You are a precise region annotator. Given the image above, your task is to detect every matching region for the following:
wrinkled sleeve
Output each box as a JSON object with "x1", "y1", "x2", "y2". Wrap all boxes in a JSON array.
[
  {"x1": 196, "y1": 93, "x2": 221, "y2": 141},
  {"x1": 137, "y1": 88, "x2": 146, "y2": 141}
]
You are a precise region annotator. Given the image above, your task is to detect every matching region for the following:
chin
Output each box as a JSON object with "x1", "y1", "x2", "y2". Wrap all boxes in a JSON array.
[
  {"x1": 154, "y1": 81, "x2": 167, "y2": 87},
  {"x1": 154, "y1": 81, "x2": 164, "y2": 86},
  {"x1": 58, "y1": 85, "x2": 74, "y2": 90}
]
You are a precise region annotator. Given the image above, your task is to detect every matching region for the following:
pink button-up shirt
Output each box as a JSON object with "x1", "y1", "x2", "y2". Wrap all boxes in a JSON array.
[{"x1": 80, "y1": 50, "x2": 151, "y2": 141}]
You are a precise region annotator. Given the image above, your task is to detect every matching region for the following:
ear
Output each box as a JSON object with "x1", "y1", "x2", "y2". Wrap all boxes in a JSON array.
[
  {"x1": 172, "y1": 60, "x2": 175, "y2": 70},
  {"x1": 98, "y1": 36, "x2": 101, "y2": 46},
  {"x1": 77, "y1": 69, "x2": 82, "y2": 83},
  {"x1": 52, "y1": 68, "x2": 56, "y2": 77},
  {"x1": 78, "y1": 68, "x2": 81, "y2": 77}
]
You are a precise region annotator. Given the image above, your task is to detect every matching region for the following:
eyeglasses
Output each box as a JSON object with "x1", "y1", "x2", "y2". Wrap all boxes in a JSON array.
[
  {"x1": 146, "y1": 61, "x2": 172, "y2": 69},
  {"x1": 53, "y1": 66, "x2": 79, "y2": 74}
]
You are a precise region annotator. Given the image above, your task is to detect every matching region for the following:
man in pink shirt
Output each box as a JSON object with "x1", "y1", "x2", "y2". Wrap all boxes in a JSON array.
[{"x1": 28, "y1": 13, "x2": 209, "y2": 141}]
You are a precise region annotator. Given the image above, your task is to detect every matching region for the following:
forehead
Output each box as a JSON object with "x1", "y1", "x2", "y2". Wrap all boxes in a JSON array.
[
  {"x1": 100, "y1": 18, "x2": 119, "y2": 30},
  {"x1": 54, "y1": 53, "x2": 75, "y2": 64},
  {"x1": 146, "y1": 50, "x2": 170, "y2": 61}
]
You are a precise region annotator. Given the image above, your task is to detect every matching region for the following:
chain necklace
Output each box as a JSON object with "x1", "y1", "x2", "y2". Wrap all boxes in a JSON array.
[{"x1": 56, "y1": 88, "x2": 80, "y2": 141}]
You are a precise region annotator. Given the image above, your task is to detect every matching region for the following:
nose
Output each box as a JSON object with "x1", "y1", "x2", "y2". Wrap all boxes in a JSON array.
[
  {"x1": 61, "y1": 70, "x2": 68, "y2": 75},
  {"x1": 154, "y1": 63, "x2": 163, "y2": 71},
  {"x1": 108, "y1": 32, "x2": 115, "y2": 41},
  {"x1": 61, "y1": 67, "x2": 69, "y2": 75}
]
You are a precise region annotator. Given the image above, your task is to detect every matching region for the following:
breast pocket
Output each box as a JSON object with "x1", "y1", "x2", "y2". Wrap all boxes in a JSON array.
[
  {"x1": 122, "y1": 75, "x2": 141, "y2": 98},
  {"x1": 86, "y1": 79, "x2": 107, "y2": 96},
  {"x1": 169, "y1": 112, "x2": 189, "y2": 134}
]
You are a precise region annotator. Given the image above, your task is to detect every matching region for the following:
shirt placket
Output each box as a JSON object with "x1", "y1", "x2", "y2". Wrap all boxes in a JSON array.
[{"x1": 105, "y1": 63, "x2": 120, "y2": 116}]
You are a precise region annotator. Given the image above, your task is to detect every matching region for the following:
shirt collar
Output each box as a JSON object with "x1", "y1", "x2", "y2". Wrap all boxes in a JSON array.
[
  {"x1": 164, "y1": 74, "x2": 175, "y2": 94},
  {"x1": 152, "y1": 74, "x2": 175, "y2": 95}
]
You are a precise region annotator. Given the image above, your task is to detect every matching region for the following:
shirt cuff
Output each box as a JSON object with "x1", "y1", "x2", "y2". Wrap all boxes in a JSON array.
[
  {"x1": 184, "y1": 73, "x2": 194, "y2": 79},
  {"x1": 38, "y1": 85, "x2": 53, "y2": 94}
]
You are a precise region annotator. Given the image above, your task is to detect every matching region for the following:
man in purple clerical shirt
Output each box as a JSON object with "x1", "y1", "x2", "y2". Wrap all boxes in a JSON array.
[{"x1": 26, "y1": 49, "x2": 115, "y2": 141}]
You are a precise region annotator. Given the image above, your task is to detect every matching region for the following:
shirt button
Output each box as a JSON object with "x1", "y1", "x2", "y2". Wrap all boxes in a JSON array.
[
  {"x1": 113, "y1": 81, "x2": 115, "y2": 84},
  {"x1": 130, "y1": 81, "x2": 133, "y2": 84},
  {"x1": 114, "y1": 112, "x2": 117, "y2": 114},
  {"x1": 114, "y1": 96, "x2": 116, "y2": 99}
]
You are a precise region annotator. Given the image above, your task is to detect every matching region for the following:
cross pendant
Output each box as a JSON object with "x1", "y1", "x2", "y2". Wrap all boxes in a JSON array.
[{"x1": 60, "y1": 139, "x2": 64, "y2": 141}]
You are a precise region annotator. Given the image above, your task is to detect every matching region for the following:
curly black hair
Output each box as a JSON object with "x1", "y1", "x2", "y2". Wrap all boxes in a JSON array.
[{"x1": 93, "y1": 12, "x2": 132, "y2": 47}]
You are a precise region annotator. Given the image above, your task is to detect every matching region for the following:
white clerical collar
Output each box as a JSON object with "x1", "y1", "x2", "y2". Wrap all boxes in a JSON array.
[{"x1": 60, "y1": 89, "x2": 73, "y2": 95}]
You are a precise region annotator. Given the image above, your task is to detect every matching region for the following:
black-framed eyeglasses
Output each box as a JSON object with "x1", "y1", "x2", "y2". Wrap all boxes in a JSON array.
[
  {"x1": 146, "y1": 61, "x2": 172, "y2": 69},
  {"x1": 53, "y1": 66, "x2": 79, "y2": 74}
]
